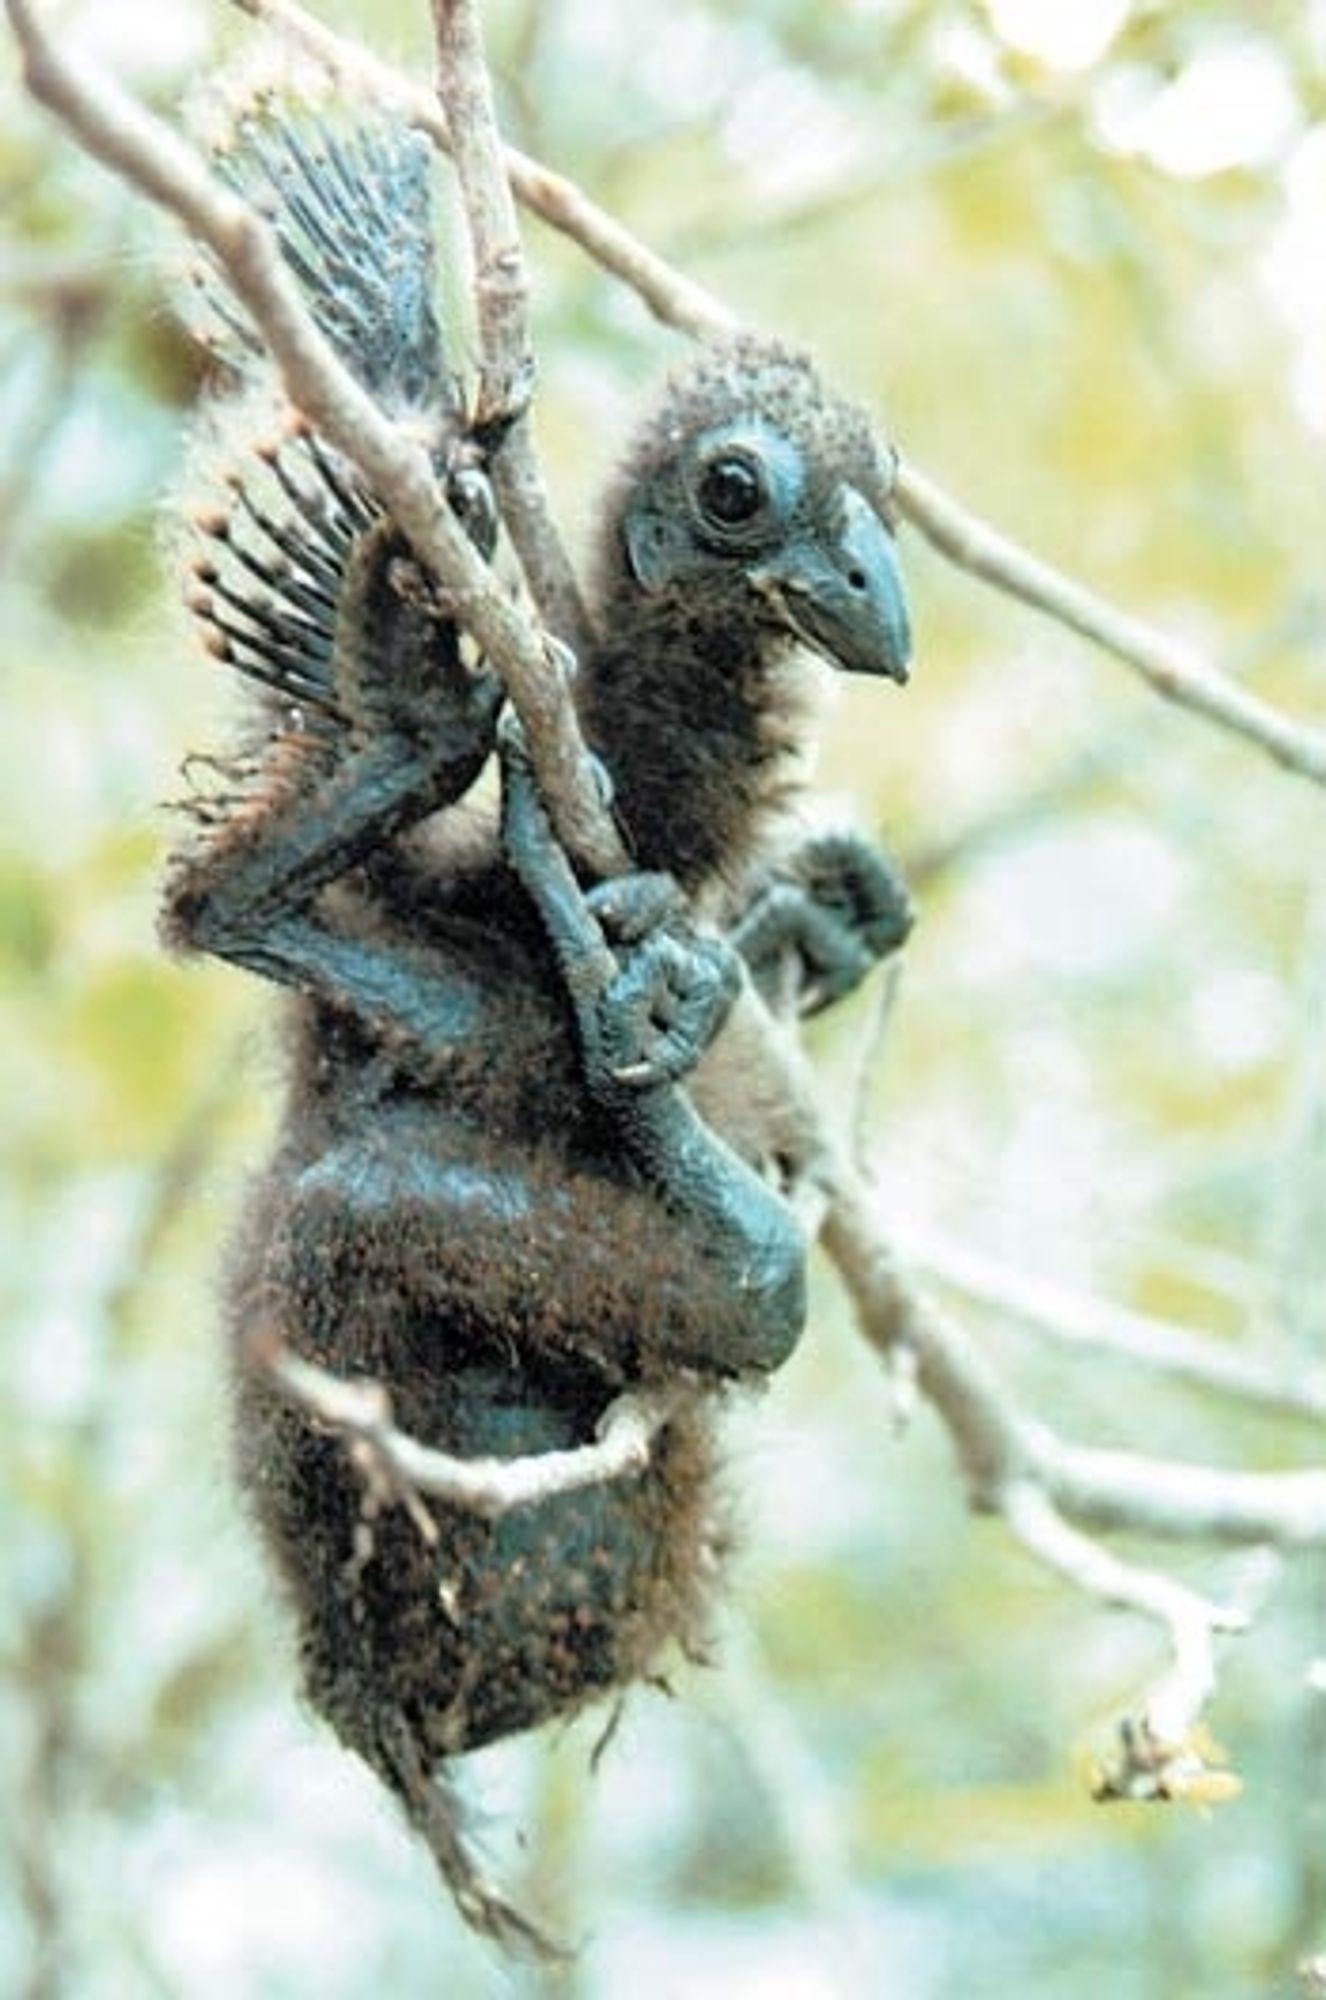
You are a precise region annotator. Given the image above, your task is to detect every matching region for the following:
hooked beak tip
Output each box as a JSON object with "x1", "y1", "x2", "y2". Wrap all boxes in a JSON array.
[{"x1": 756, "y1": 484, "x2": 913, "y2": 685}]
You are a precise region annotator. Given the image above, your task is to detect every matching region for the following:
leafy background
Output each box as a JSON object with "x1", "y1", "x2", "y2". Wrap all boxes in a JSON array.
[{"x1": 2, "y1": 1, "x2": 1323, "y2": 1994}]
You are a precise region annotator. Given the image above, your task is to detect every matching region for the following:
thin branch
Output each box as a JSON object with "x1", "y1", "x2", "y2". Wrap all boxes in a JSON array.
[
  {"x1": 1041, "y1": 1435, "x2": 1326, "y2": 1547},
  {"x1": 234, "y1": 0, "x2": 1326, "y2": 793},
  {"x1": 898, "y1": 1220, "x2": 1326, "y2": 1426},
  {"x1": 822, "y1": 1163, "x2": 1326, "y2": 1548},
  {"x1": 706, "y1": 1019, "x2": 1326, "y2": 1745},
  {"x1": 1004, "y1": 1482, "x2": 1242, "y2": 1734},
  {"x1": 256, "y1": 1330, "x2": 686, "y2": 1518},
  {"x1": 1004, "y1": 1482, "x2": 1246, "y2": 1803},
  {"x1": 5, "y1": 0, "x2": 621, "y2": 875},
  {"x1": 895, "y1": 463, "x2": 1326, "y2": 790},
  {"x1": 432, "y1": 0, "x2": 532, "y2": 425},
  {"x1": 820, "y1": 1165, "x2": 1038, "y2": 1504},
  {"x1": 431, "y1": 0, "x2": 592, "y2": 658}
]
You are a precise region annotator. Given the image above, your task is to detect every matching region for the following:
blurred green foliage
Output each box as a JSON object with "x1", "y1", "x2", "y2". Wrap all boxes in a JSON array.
[{"x1": 2, "y1": 2, "x2": 1323, "y2": 1995}]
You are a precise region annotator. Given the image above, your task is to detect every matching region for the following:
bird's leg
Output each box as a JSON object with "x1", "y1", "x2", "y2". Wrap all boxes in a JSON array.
[
  {"x1": 728, "y1": 829, "x2": 914, "y2": 1019},
  {"x1": 499, "y1": 719, "x2": 805, "y2": 1374}
]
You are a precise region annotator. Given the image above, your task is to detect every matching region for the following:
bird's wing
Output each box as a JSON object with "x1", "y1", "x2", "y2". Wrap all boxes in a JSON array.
[{"x1": 181, "y1": 111, "x2": 467, "y2": 741}]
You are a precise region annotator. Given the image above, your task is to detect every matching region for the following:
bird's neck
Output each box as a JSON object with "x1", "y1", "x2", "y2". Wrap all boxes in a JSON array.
[{"x1": 576, "y1": 596, "x2": 817, "y2": 892}]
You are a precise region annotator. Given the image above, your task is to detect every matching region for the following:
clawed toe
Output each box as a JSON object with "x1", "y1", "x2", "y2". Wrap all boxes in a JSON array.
[{"x1": 596, "y1": 929, "x2": 739, "y2": 1090}]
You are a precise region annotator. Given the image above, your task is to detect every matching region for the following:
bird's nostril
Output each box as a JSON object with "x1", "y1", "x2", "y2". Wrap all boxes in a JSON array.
[{"x1": 847, "y1": 568, "x2": 867, "y2": 592}]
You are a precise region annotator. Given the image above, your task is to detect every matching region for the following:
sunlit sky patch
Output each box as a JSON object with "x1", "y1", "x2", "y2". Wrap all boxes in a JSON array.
[
  {"x1": 66, "y1": 0, "x2": 211, "y2": 79},
  {"x1": 976, "y1": 8, "x2": 1319, "y2": 429},
  {"x1": 1094, "y1": 38, "x2": 1299, "y2": 177},
  {"x1": 721, "y1": 65, "x2": 866, "y2": 204},
  {"x1": 985, "y1": 0, "x2": 1132, "y2": 73},
  {"x1": 1263, "y1": 126, "x2": 1326, "y2": 431},
  {"x1": 1185, "y1": 968, "x2": 1289, "y2": 1076}
]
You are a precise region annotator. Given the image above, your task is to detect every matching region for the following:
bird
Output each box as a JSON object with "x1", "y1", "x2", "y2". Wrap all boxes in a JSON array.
[{"x1": 163, "y1": 104, "x2": 913, "y2": 1954}]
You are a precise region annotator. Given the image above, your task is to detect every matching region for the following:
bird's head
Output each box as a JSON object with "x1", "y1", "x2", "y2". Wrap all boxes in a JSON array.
[{"x1": 605, "y1": 336, "x2": 911, "y2": 685}]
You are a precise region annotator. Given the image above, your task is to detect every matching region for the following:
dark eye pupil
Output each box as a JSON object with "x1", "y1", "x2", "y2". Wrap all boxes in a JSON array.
[{"x1": 699, "y1": 455, "x2": 762, "y2": 526}]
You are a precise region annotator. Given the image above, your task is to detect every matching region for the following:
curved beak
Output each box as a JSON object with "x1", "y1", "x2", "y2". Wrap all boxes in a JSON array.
[{"x1": 752, "y1": 484, "x2": 912, "y2": 683}]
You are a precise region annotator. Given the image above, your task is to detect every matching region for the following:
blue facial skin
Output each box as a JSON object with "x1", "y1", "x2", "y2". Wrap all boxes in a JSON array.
[{"x1": 624, "y1": 415, "x2": 911, "y2": 686}]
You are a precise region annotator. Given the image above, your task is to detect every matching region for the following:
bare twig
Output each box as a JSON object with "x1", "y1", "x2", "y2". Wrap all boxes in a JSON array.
[
  {"x1": 255, "y1": 1331, "x2": 686, "y2": 1517},
  {"x1": 1041, "y1": 1435, "x2": 1326, "y2": 1548},
  {"x1": 430, "y1": 0, "x2": 592, "y2": 658},
  {"x1": 5, "y1": 0, "x2": 620, "y2": 873},
  {"x1": 432, "y1": 0, "x2": 532, "y2": 424},
  {"x1": 895, "y1": 462, "x2": 1326, "y2": 789},
  {"x1": 820, "y1": 1166, "x2": 1035, "y2": 1500},
  {"x1": 1003, "y1": 1479, "x2": 1244, "y2": 1766},
  {"x1": 898, "y1": 1220, "x2": 1326, "y2": 1426},
  {"x1": 707, "y1": 1005, "x2": 1326, "y2": 1740},
  {"x1": 235, "y1": 0, "x2": 1326, "y2": 793},
  {"x1": 823, "y1": 1163, "x2": 1326, "y2": 1549}
]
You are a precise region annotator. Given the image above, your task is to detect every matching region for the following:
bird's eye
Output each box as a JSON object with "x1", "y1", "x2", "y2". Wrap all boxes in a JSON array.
[{"x1": 696, "y1": 453, "x2": 765, "y2": 528}]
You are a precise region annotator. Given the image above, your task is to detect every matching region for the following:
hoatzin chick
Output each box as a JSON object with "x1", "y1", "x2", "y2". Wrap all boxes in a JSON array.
[{"x1": 164, "y1": 108, "x2": 913, "y2": 1953}]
